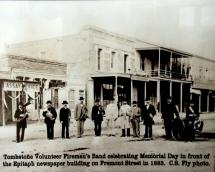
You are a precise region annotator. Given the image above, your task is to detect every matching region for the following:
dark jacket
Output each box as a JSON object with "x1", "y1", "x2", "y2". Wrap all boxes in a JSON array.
[
  {"x1": 162, "y1": 102, "x2": 179, "y2": 121},
  {"x1": 142, "y1": 104, "x2": 156, "y2": 125},
  {"x1": 185, "y1": 105, "x2": 199, "y2": 121},
  {"x1": 60, "y1": 107, "x2": 71, "y2": 124},
  {"x1": 14, "y1": 108, "x2": 28, "y2": 128},
  {"x1": 91, "y1": 105, "x2": 105, "y2": 122},
  {"x1": 43, "y1": 107, "x2": 57, "y2": 124}
]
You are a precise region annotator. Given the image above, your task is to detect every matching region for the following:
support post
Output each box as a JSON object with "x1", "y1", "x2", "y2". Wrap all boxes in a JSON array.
[
  {"x1": 157, "y1": 80, "x2": 160, "y2": 112},
  {"x1": 100, "y1": 83, "x2": 103, "y2": 103},
  {"x1": 144, "y1": 81, "x2": 147, "y2": 101},
  {"x1": 130, "y1": 79, "x2": 133, "y2": 105},
  {"x1": 170, "y1": 51, "x2": 172, "y2": 78},
  {"x1": 158, "y1": 48, "x2": 161, "y2": 76},
  {"x1": 199, "y1": 94, "x2": 201, "y2": 113},
  {"x1": 2, "y1": 89, "x2": 5, "y2": 126},
  {"x1": 207, "y1": 91, "x2": 210, "y2": 112},
  {"x1": 180, "y1": 82, "x2": 183, "y2": 113},
  {"x1": 115, "y1": 76, "x2": 118, "y2": 103},
  {"x1": 170, "y1": 81, "x2": 172, "y2": 97}
]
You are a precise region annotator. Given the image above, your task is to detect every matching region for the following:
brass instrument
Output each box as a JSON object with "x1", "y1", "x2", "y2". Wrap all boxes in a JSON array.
[
  {"x1": 46, "y1": 109, "x2": 55, "y2": 120},
  {"x1": 17, "y1": 111, "x2": 28, "y2": 122}
]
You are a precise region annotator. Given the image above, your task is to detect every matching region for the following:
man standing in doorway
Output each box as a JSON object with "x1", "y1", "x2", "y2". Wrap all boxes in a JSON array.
[
  {"x1": 119, "y1": 100, "x2": 131, "y2": 137},
  {"x1": 91, "y1": 99, "x2": 105, "y2": 136},
  {"x1": 14, "y1": 102, "x2": 29, "y2": 143},
  {"x1": 43, "y1": 101, "x2": 57, "y2": 140},
  {"x1": 142, "y1": 98, "x2": 156, "y2": 139},
  {"x1": 60, "y1": 101, "x2": 71, "y2": 139},
  {"x1": 130, "y1": 101, "x2": 141, "y2": 138},
  {"x1": 75, "y1": 97, "x2": 88, "y2": 138},
  {"x1": 161, "y1": 96, "x2": 179, "y2": 140}
]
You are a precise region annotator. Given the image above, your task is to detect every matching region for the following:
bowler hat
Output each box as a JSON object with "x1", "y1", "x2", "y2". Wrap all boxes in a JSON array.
[
  {"x1": 62, "y1": 100, "x2": 68, "y2": 104},
  {"x1": 79, "y1": 97, "x2": 84, "y2": 100},
  {"x1": 145, "y1": 97, "x2": 151, "y2": 101},
  {"x1": 46, "y1": 100, "x2": 52, "y2": 104},
  {"x1": 167, "y1": 96, "x2": 172, "y2": 99},
  {"x1": 95, "y1": 99, "x2": 100, "y2": 103},
  {"x1": 132, "y1": 101, "x2": 137, "y2": 104}
]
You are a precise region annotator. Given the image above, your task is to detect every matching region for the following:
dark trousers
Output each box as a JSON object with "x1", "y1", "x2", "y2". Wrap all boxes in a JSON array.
[
  {"x1": 77, "y1": 120, "x2": 84, "y2": 137},
  {"x1": 46, "y1": 123, "x2": 54, "y2": 139},
  {"x1": 144, "y1": 124, "x2": 152, "y2": 138},
  {"x1": 94, "y1": 121, "x2": 102, "y2": 136},
  {"x1": 164, "y1": 120, "x2": 173, "y2": 139},
  {"x1": 184, "y1": 122, "x2": 195, "y2": 141},
  {"x1": 62, "y1": 123, "x2": 69, "y2": 138},
  {"x1": 16, "y1": 124, "x2": 25, "y2": 142}
]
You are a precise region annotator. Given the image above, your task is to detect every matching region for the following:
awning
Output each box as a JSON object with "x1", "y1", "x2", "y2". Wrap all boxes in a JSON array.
[{"x1": 190, "y1": 88, "x2": 201, "y2": 95}]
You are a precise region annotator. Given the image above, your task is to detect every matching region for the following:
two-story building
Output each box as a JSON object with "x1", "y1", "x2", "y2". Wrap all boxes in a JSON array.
[{"x1": 6, "y1": 26, "x2": 215, "y2": 117}]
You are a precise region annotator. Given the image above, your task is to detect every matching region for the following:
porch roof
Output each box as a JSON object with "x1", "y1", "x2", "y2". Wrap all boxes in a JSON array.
[{"x1": 90, "y1": 72, "x2": 149, "y2": 82}]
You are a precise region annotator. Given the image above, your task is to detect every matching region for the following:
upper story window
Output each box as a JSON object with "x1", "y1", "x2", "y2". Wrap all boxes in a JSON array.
[
  {"x1": 111, "y1": 51, "x2": 116, "y2": 69},
  {"x1": 97, "y1": 48, "x2": 102, "y2": 71},
  {"x1": 124, "y1": 54, "x2": 128, "y2": 73},
  {"x1": 140, "y1": 56, "x2": 145, "y2": 71}
]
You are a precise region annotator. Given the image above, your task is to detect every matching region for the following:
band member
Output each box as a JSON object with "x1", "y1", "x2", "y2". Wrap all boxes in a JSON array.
[
  {"x1": 60, "y1": 101, "x2": 71, "y2": 139},
  {"x1": 43, "y1": 101, "x2": 57, "y2": 139},
  {"x1": 130, "y1": 101, "x2": 141, "y2": 138},
  {"x1": 142, "y1": 98, "x2": 156, "y2": 139},
  {"x1": 161, "y1": 96, "x2": 179, "y2": 140},
  {"x1": 74, "y1": 97, "x2": 88, "y2": 138},
  {"x1": 105, "y1": 98, "x2": 118, "y2": 136},
  {"x1": 14, "y1": 103, "x2": 28, "y2": 143},
  {"x1": 184, "y1": 100, "x2": 200, "y2": 141},
  {"x1": 119, "y1": 100, "x2": 131, "y2": 137},
  {"x1": 91, "y1": 99, "x2": 105, "y2": 136}
]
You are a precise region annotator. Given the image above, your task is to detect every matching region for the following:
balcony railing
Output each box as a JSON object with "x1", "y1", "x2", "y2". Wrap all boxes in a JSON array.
[{"x1": 137, "y1": 69, "x2": 192, "y2": 81}]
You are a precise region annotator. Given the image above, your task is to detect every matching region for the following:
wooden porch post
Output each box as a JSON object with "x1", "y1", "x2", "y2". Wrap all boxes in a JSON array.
[
  {"x1": 180, "y1": 82, "x2": 183, "y2": 113},
  {"x1": 115, "y1": 76, "x2": 118, "y2": 103}
]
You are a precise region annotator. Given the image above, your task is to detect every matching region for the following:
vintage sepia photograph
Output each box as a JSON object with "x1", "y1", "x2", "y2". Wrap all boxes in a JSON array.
[{"x1": 0, "y1": 0, "x2": 214, "y2": 172}]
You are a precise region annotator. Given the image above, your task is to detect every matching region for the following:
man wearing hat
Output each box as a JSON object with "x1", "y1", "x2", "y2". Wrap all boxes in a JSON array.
[
  {"x1": 74, "y1": 97, "x2": 88, "y2": 138},
  {"x1": 142, "y1": 98, "x2": 156, "y2": 139},
  {"x1": 60, "y1": 101, "x2": 71, "y2": 138},
  {"x1": 130, "y1": 101, "x2": 141, "y2": 138},
  {"x1": 14, "y1": 102, "x2": 29, "y2": 143},
  {"x1": 91, "y1": 99, "x2": 105, "y2": 136},
  {"x1": 161, "y1": 96, "x2": 179, "y2": 140},
  {"x1": 43, "y1": 100, "x2": 57, "y2": 139},
  {"x1": 119, "y1": 100, "x2": 131, "y2": 137}
]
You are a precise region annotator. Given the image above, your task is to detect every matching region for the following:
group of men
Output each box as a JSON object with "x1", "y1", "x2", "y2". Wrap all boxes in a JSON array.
[
  {"x1": 104, "y1": 98, "x2": 156, "y2": 139},
  {"x1": 14, "y1": 96, "x2": 181, "y2": 143}
]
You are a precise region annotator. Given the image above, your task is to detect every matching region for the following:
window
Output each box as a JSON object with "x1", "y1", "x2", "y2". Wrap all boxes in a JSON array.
[
  {"x1": 140, "y1": 56, "x2": 145, "y2": 71},
  {"x1": 124, "y1": 54, "x2": 128, "y2": 73},
  {"x1": 69, "y1": 89, "x2": 75, "y2": 110},
  {"x1": 111, "y1": 52, "x2": 116, "y2": 69},
  {"x1": 97, "y1": 49, "x2": 102, "y2": 70}
]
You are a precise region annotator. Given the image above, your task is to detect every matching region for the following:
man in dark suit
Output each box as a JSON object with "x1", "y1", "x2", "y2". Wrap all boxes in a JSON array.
[
  {"x1": 43, "y1": 100, "x2": 57, "y2": 139},
  {"x1": 142, "y1": 98, "x2": 156, "y2": 139},
  {"x1": 14, "y1": 103, "x2": 28, "y2": 143},
  {"x1": 60, "y1": 101, "x2": 71, "y2": 139},
  {"x1": 75, "y1": 97, "x2": 88, "y2": 138},
  {"x1": 161, "y1": 96, "x2": 180, "y2": 140},
  {"x1": 91, "y1": 99, "x2": 105, "y2": 136}
]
